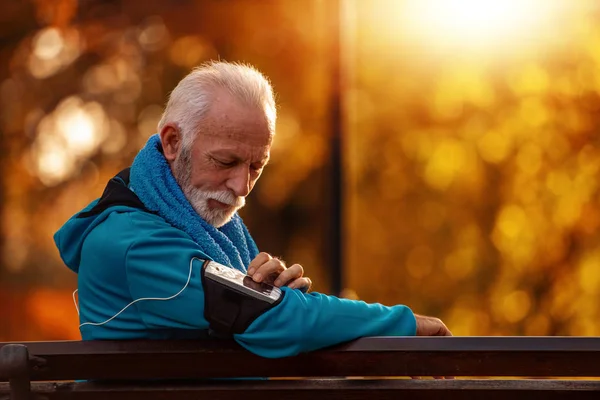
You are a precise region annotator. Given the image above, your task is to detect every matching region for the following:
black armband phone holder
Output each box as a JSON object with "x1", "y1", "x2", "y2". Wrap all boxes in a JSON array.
[{"x1": 201, "y1": 260, "x2": 284, "y2": 336}]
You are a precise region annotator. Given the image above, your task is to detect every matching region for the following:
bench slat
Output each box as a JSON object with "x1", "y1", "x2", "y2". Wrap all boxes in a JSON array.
[
  {"x1": 5, "y1": 336, "x2": 600, "y2": 355},
  {"x1": 2, "y1": 337, "x2": 600, "y2": 380},
  {"x1": 1, "y1": 380, "x2": 599, "y2": 400}
]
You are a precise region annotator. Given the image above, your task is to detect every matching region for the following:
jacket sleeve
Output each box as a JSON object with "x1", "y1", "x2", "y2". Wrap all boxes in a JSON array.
[
  {"x1": 125, "y1": 218, "x2": 416, "y2": 358},
  {"x1": 234, "y1": 289, "x2": 416, "y2": 358}
]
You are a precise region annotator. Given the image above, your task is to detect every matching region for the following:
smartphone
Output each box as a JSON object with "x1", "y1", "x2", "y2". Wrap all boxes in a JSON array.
[{"x1": 203, "y1": 260, "x2": 282, "y2": 304}]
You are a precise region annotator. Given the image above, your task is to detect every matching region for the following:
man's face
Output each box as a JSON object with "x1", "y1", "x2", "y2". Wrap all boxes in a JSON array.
[{"x1": 172, "y1": 90, "x2": 272, "y2": 227}]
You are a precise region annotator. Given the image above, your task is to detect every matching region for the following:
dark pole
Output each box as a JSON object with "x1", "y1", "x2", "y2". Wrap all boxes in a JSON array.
[{"x1": 329, "y1": 0, "x2": 343, "y2": 296}]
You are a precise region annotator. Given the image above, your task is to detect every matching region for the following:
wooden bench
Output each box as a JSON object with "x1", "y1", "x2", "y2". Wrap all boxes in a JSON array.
[{"x1": 1, "y1": 337, "x2": 600, "y2": 399}]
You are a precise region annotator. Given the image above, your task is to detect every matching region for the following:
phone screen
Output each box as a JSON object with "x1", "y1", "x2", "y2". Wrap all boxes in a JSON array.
[{"x1": 243, "y1": 275, "x2": 274, "y2": 296}]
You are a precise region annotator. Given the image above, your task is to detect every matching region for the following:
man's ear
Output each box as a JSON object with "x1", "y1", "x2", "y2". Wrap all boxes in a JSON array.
[{"x1": 159, "y1": 125, "x2": 181, "y2": 162}]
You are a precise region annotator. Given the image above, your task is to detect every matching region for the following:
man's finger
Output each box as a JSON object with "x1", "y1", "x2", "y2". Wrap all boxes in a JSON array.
[
  {"x1": 440, "y1": 325, "x2": 453, "y2": 336},
  {"x1": 248, "y1": 252, "x2": 272, "y2": 275},
  {"x1": 287, "y1": 277, "x2": 312, "y2": 291},
  {"x1": 288, "y1": 276, "x2": 312, "y2": 293},
  {"x1": 252, "y1": 258, "x2": 285, "y2": 282},
  {"x1": 274, "y1": 264, "x2": 304, "y2": 287}
]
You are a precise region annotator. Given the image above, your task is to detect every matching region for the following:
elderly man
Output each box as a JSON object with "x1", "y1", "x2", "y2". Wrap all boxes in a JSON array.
[{"x1": 54, "y1": 61, "x2": 450, "y2": 358}]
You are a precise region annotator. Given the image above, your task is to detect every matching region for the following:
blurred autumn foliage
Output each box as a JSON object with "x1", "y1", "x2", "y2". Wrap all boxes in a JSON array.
[{"x1": 0, "y1": 0, "x2": 599, "y2": 341}]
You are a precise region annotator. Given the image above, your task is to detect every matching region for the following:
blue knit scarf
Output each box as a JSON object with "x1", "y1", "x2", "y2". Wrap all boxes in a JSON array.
[{"x1": 129, "y1": 134, "x2": 259, "y2": 272}]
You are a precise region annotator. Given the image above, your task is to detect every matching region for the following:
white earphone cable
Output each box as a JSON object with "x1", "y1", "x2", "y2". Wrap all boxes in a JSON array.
[
  {"x1": 78, "y1": 256, "x2": 203, "y2": 328},
  {"x1": 72, "y1": 288, "x2": 79, "y2": 315}
]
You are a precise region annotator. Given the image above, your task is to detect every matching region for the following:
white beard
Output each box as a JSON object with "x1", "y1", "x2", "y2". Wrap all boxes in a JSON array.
[
  {"x1": 183, "y1": 185, "x2": 245, "y2": 228},
  {"x1": 172, "y1": 144, "x2": 245, "y2": 228}
]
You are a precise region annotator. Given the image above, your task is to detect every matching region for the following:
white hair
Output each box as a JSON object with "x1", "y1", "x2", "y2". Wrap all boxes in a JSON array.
[{"x1": 157, "y1": 60, "x2": 277, "y2": 147}]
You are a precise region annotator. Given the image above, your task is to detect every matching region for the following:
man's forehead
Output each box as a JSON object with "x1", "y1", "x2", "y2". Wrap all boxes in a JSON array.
[
  {"x1": 200, "y1": 128, "x2": 273, "y2": 147},
  {"x1": 201, "y1": 123, "x2": 272, "y2": 138},
  {"x1": 195, "y1": 89, "x2": 274, "y2": 152},
  {"x1": 198, "y1": 129, "x2": 272, "y2": 160},
  {"x1": 200, "y1": 106, "x2": 272, "y2": 141}
]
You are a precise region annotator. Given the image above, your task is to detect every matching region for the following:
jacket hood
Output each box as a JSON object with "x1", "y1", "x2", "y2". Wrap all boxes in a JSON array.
[{"x1": 54, "y1": 169, "x2": 147, "y2": 273}]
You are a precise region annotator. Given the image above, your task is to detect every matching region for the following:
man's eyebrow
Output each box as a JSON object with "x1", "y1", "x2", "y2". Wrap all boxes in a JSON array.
[
  {"x1": 209, "y1": 151, "x2": 238, "y2": 160},
  {"x1": 210, "y1": 151, "x2": 269, "y2": 164}
]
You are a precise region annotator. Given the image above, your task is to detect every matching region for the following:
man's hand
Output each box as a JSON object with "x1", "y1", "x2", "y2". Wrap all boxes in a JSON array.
[
  {"x1": 415, "y1": 314, "x2": 452, "y2": 336},
  {"x1": 413, "y1": 314, "x2": 453, "y2": 380},
  {"x1": 247, "y1": 252, "x2": 312, "y2": 291}
]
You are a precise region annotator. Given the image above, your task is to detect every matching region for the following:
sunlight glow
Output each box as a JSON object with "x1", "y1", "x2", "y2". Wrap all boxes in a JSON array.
[
  {"x1": 37, "y1": 144, "x2": 73, "y2": 185},
  {"x1": 33, "y1": 28, "x2": 64, "y2": 60},
  {"x1": 28, "y1": 28, "x2": 82, "y2": 79},
  {"x1": 32, "y1": 97, "x2": 108, "y2": 186},
  {"x1": 57, "y1": 108, "x2": 96, "y2": 155},
  {"x1": 401, "y1": 0, "x2": 560, "y2": 50}
]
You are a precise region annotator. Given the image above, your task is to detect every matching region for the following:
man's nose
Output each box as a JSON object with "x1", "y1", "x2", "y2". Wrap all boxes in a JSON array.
[{"x1": 226, "y1": 166, "x2": 251, "y2": 198}]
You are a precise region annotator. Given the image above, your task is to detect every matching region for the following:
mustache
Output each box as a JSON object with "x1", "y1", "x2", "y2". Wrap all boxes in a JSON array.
[{"x1": 200, "y1": 190, "x2": 245, "y2": 208}]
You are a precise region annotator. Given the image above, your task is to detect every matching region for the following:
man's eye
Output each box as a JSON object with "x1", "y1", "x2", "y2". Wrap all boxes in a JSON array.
[{"x1": 216, "y1": 159, "x2": 235, "y2": 167}]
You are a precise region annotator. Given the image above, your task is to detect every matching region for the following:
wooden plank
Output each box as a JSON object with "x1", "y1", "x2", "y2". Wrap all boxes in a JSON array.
[
  {"x1": 1, "y1": 380, "x2": 600, "y2": 400},
  {"x1": 6, "y1": 336, "x2": 600, "y2": 355},
  {"x1": 1, "y1": 337, "x2": 600, "y2": 380}
]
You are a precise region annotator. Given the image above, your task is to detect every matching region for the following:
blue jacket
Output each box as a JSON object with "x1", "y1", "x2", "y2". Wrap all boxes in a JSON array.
[{"x1": 54, "y1": 175, "x2": 416, "y2": 358}]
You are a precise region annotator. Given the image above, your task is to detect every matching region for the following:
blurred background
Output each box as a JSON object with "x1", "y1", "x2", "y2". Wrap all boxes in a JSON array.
[{"x1": 1, "y1": 0, "x2": 599, "y2": 341}]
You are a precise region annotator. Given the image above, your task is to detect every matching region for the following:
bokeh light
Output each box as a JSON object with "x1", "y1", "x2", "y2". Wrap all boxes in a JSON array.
[
  {"x1": 1, "y1": 0, "x2": 599, "y2": 342},
  {"x1": 31, "y1": 97, "x2": 108, "y2": 186},
  {"x1": 28, "y1": 27, "x2": 82, "y2": 78},
  {"x1": 404, "y1": 0, "x2": 550, "y2": 47}
]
